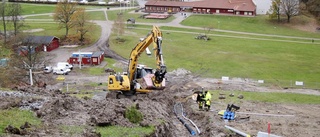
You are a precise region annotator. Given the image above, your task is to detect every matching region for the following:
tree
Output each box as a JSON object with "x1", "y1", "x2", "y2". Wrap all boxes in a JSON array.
[
  {"x1": 3, "y1": 34, "x2": 53, "y2": 86},
  {"x1": 268, "y1": 0, "x2": 282, "y2": 22},
  {"x1": 72, "y1": 7, "x2": 92, "y2": 45},
  {"x1": 306, "y1": 0, "x2": 320, "y2": 22},
  {"x1": 112, "y1": 13, "x2": 125, "y2": 40},
  {"x1": 7, "y1": 3, "x2": 23, "y2": 36},
  {"x1": 281, "y1": 0, "x2": 299, "y2": 23},
  {"x1": 0, "y1": 2, "x2": 7, "y2": 42},
  {"x1": 53, "y1": 0, "x2": 77, "y2": 37}
]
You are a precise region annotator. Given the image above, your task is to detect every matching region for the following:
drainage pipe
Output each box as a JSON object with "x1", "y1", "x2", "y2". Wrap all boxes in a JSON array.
[
  {"x1": 174, "y1": 103, "x2": 196, "y2": 136},
  {"x1": 180, "y1": 103, "x2": 201, "y2": 134},
  {"x1": 178, "y1": 117, "x2": 196, "y2": 136}
]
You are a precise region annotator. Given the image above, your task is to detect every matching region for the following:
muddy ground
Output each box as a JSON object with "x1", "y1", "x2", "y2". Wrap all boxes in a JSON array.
[{"x1": 1, "y1": 67, "x2": 320, "y2": 137}]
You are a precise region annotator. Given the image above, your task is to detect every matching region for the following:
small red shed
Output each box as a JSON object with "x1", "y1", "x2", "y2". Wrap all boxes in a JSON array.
[
  {"x1": 23, "y1": 36, "x2": 60, "y2": 52},
  {"x1": 68, "y1": 52, "x2": 93, "y2": 65},
  {"x1": 91, "y1": 51, "x2": 105, "y2": 65}
]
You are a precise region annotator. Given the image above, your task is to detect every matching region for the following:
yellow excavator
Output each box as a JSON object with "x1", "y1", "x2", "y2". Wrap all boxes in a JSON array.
[{"x1": 107, "y1": 25, "x2": 167, "y2": 98}]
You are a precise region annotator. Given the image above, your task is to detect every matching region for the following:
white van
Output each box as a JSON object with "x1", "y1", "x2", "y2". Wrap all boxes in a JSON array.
[
  {"x1": 53, "y1": 67, "x2": 70, "y2": 75},
  {"x1": 57, "y1": 62, "x2": 73, "y2": 70}
]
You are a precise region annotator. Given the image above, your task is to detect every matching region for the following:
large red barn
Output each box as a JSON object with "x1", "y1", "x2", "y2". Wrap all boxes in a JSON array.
[{"x1": 145, "y1": 0, "x2": 256, "y2": 16}]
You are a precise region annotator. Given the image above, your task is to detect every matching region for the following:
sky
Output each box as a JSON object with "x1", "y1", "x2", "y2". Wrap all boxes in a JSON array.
[{"x1": 253, "y1": 0, "x2": 272, "y2": 14}]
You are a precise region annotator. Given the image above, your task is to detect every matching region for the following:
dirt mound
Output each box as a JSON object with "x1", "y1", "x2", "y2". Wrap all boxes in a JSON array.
[{"x1": 37, "y1": 95, "x2": 91, "y2": 125}]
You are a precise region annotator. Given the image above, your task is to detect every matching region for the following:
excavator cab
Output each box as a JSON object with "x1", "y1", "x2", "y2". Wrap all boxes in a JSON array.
[{"x1": 108, "y1": 73, "x2": 130, "y2": 91}]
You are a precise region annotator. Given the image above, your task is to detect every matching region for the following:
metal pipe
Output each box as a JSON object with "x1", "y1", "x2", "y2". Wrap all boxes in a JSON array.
[{"x1": 225, "y1": 125, "x2": 251, "y2": 137}]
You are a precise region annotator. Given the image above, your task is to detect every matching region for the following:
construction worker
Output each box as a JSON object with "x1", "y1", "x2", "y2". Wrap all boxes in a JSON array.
[
  {"x1": 204, "y1": 90, "x2": 212, "y2": 111},
  {"x1": 196, "y1": 91, "x2": 205, "y2": 110}
]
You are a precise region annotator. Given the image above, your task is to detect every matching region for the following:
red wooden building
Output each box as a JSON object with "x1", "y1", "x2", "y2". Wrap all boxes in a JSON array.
[
  {"x1": 91, "y1": 51, "x2": 105, "y2": 65},
  {"x1": 18, "y1": 36, "x2": 60, "y2": 55},
  {"x1": 145, "y1": 0, "x2": 256, "y2": 16},
  {"x1": 68, "y1": 51, "x2": 104, "y2": 65},
  {"x1": 22, "y1": 36, "x2": 60, "y2": 52}
]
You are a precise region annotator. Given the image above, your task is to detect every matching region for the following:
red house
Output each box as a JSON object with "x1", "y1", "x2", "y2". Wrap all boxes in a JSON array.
[
  {"x1": 68, "y1": 51, "x2": 104, "y2": 65},
  {"x1": 91, "y1": 51, "x2": 105, "y2": 65},
  {"x1": 68, "y1": 52, "x2": 93, "y2": 65},
  {"x1": 22, "y1": 36, "x2": 60, "y2": 52}
]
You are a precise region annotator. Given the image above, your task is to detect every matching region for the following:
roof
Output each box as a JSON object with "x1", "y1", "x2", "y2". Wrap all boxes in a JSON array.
[
  {"x1": 145, "y1": 0, "x2": 256, "y2": 11},
  {"x1": 23, "y1": 36, "x2": 59, "y2": 44},
  {"x1": 92, "y1": 51, "x2": 105, "y2": 57}
]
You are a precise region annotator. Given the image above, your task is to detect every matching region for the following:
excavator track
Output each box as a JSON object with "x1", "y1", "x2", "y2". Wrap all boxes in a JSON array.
[{"x1": 106, "y1": 91, "x2": 148, "y2": 101}]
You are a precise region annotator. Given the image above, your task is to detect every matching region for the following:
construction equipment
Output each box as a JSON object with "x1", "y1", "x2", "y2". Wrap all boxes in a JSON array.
[
  {"x1": 107, "y1": 26, "x2": 167, "y2": 99},
  {"x1": 223, "y1": 104, "x2": 240, "y2": 120}
]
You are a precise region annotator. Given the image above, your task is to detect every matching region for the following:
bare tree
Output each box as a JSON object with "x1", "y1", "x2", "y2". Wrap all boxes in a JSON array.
[
  {"x1": 306, "y1": 0, "x2": 320, "y2": 23},
  {"x1": 112, "y1": 13, "x2": 125, "y2": 40},
  {"x1": 268, "y1": 0, "x2": 282, "y2": 22},
  {"x1": 53, "y1": 0, "x2": 77, "y2": 37},
  {"x1": 7, "y1": 2, "x2": 23, "y2": 36},
  {"x1": 4, "y1": 34, "x2": 52, "y2": 86},
  {"x1": 0, "y1": 2, "x2": 7, "y2": 42},
  {"x1": 281, "y1": 0, "x2": 299, "y2": 23},
  {"x1": 72, "y1": 7, "x2": 92, "y2": 45}
]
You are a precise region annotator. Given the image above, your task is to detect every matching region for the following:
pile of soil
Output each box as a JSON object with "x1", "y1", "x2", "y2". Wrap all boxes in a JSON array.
[{"x1": 0, "y1": 68, "x2": 319, "y2": 137}]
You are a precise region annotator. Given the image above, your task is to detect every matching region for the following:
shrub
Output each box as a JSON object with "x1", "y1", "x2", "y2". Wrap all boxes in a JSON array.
[{"x1": 125, "y1": 105, "x2": 143, "y2": 124}]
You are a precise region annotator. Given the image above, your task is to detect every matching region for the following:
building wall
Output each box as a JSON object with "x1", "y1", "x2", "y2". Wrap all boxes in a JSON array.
[
  {"x1": 68, "y1": 57, "x2": 91, "y2": 65},
  {"x1": 145, "y1": 6, "x2": 181, "y2": 13},
  {"x1": 47, "y1": 38, "x2": 59, "y2": 52},
  {"x1": 146, "y1": 5, "x2": 255, "y2": 16}
]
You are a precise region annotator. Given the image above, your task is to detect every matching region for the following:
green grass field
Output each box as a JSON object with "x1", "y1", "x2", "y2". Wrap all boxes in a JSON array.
[
  {"x1": 109, "y1": 23, "x2": 320, "y2": 88},
  {"x1": 96, "y1": 126, "x2": 155, "y2": 137},
  {"x1": 210, "y1": 90, "x2": 320, "y2": 104},
  {"x1": 0, "y1": 108, "x2": 41, "y2": 135}
]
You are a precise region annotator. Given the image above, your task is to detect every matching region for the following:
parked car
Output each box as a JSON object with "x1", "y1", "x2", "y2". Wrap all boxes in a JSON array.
[
  {"x1": 43, "y1": 66, "x2": 53, "y2": 74},
  {"x1": 53, "y1": 67, "x2": 70, "y2": 75},
  {"x1": 57, "y1": 62, "x2": 73, "y2": 70}
]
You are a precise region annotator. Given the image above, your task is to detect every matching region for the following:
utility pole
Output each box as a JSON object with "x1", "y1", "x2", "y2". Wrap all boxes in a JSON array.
[
  {"x1": 78, "y1": 50, "x2": 82, "y2": 69},
  {"x1": 23, "y1": 61, "x2": 33, "y2": 86}
]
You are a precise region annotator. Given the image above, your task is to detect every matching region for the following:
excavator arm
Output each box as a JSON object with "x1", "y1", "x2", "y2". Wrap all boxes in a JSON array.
[
  {"x1": 107, "y1": 25, "x2": 166, "y2": 97},
  {"x1": 127, "y1": 26, "x2": 166, "y2": 87},
  {"x1": 127, "y1": 26, "x2": 166, "y2": 82}
]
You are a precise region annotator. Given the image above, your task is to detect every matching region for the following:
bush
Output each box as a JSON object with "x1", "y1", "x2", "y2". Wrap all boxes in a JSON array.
[{"x1": 125, "y1": 105, "x2": 143, "y2": 124}]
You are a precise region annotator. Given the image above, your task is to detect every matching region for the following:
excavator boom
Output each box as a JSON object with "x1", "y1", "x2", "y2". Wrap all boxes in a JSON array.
[{"x1": 107, "y1": 26, "x2": 167, "y2": 97}]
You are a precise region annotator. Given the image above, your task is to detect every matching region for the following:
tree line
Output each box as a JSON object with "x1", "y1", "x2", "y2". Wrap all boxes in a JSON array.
[{"x1": 268, "y1": 0, "x2": 320, "y2": 23}]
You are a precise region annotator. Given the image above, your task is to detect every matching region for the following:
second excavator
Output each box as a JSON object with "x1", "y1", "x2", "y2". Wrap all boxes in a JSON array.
[{"x1": 107, "y1": 25, "x2": 167, "y2": 98}]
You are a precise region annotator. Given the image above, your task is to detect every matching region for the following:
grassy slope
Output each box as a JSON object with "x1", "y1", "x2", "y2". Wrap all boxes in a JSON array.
[
  {"x1": 109, "y1": 25, "x2": 320, "y2": 87},
  {"x1": 210, "y1": 90, "x2": 320, "y2": 104},
  {"x1": 0, "y1": 108, "x2": 41, "y2": 135}
]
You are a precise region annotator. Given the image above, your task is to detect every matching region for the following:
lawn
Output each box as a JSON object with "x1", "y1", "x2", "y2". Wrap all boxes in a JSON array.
[
  {"x1": 96, "y1": 125, "x2": 155, "y2": 137},
  {"x1": 106, "y1": 9, "x2": 175, "y2": 23},
  {"x1": 210, "y1": 90, "x2": 320, "y2": 104},
  {"x1": 181, "y1": 14, "x2": 320, "y2": 39},
  {"x1": 108, "y1": 24, "x2": 320, "y2": 89},
  {"x1": 0, "y1": 108, "x2": 41, "y2": 135}
]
